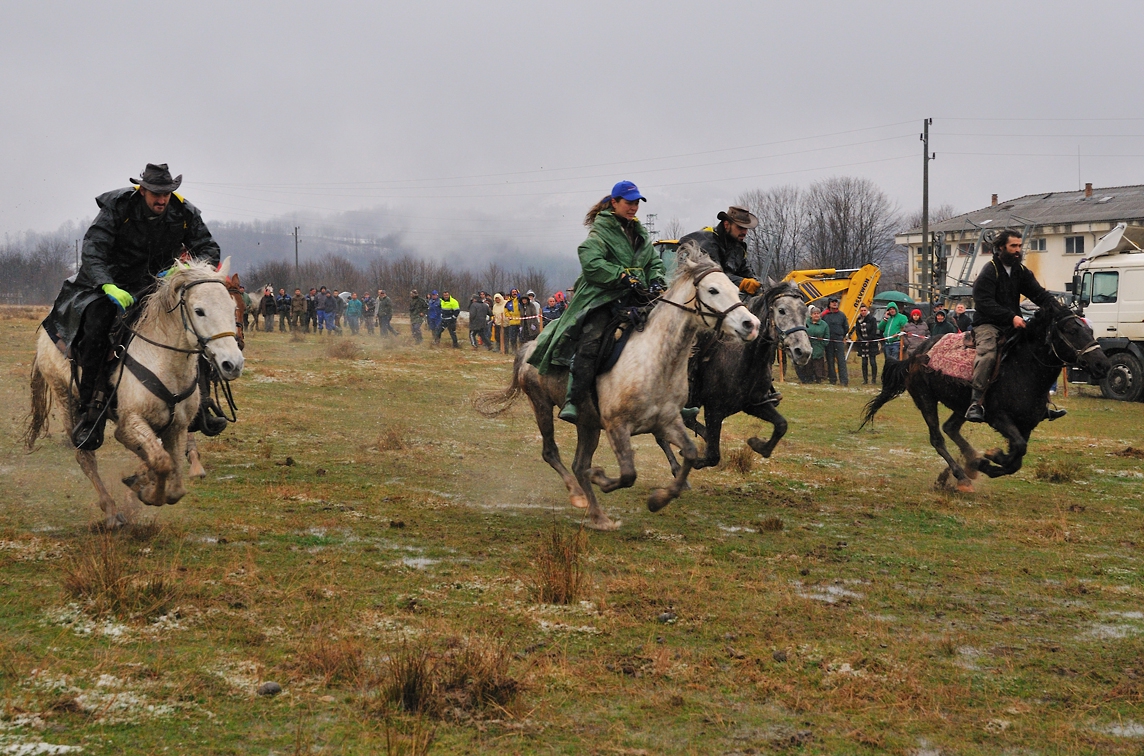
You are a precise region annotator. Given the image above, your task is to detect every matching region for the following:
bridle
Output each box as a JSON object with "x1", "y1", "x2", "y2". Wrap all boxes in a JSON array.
[
  {"x1": 655, "y1": 265, "x2": 749, "y2": 332},
  {"x1": 758, "y1": 286, "x2": 808, "y2": 347},
  {"x1": 125, "y1": 278, "x2": 237, "y2": 356},
  {"x1": 1047, "y1": 313, "x2": 1101, "y2": 364}
]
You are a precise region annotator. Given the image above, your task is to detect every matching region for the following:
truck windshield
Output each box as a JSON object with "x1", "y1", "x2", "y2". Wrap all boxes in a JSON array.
[{"x1": 1092, "y1": 271, "x2": 1119, "y2": 304}]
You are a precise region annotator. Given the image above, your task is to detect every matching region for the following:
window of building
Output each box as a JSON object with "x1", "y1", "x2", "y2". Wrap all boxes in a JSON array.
[
  {"x1": 1027, "y1": 237, "x2": 1046, "y2": 252},
  {"x1": 957, "y1": 243, "x2": 972, "y2": 256},
  {"x1": 1065, "y1": 236, "x2": 1085, "y2": 255}
]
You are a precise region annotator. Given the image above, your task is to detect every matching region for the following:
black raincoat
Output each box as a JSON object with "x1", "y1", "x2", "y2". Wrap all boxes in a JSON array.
[
  {"x1": 45, "y1": 187, "x2": 220, "y2": 348},
  {"x1": 678, "y1": 224, "x2": 758, "y2": 288}
]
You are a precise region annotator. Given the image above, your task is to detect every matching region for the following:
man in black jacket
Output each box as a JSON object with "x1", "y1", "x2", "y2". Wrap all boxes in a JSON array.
[
  {"x1": 44, "y1": 164, "x2": 221, "y2": 449},
  {"x1": 678, "y1": 206, "x2": 764, "y2": 297},
  {"x1": 852, "y1": 304, "x2": 880, "y2": 384},
  {"x1": 966, "y1": 230, "x2": 1060, "y2": 422}
]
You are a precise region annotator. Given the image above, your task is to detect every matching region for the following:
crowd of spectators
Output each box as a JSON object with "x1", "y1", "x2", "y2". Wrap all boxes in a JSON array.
[
  {"x1": 238, "y1": 284, "x2": 567, "y2": 352},
  {"x1": 795, "y1": 297, "x2": 975, "y2": 386}
]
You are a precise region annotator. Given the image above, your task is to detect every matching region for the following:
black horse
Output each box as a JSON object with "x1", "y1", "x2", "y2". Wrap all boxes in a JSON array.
[
  {"x1": 658, "y1": 282, "x2": 812, "y2": 474},
  {"x1": 860, "y1": 307, "x2": 1110, "y2": 491}
]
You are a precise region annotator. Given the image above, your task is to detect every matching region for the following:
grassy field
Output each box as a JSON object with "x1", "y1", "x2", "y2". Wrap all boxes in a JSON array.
[{"x1": 1, "y1": 309, "x2": 1142, "y2": 755}]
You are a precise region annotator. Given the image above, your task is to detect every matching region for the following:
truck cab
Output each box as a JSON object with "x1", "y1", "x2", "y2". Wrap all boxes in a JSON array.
[{"x1": 1072, "y1": 223, "x2": 1144, "y2": 400}]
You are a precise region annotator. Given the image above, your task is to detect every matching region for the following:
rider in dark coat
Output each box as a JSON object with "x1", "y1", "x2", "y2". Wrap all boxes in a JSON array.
[
  {"x1": 678, "y1": 206, "x2": 763, "y2": 296},
  {"x1": 44, "y1": 164, "x2": 221, "y2": 450},
  {"x1": 966, "y1": 229, "x2": 1061, "y2": 422}
]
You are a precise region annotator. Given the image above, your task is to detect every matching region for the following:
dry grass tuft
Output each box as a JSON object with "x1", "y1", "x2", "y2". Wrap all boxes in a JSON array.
[
  {"x1": 531, "y1": 523, "x2": 587, "y2": 605},
  {"x1": 1033, "y1": 458, "x2": 1083, "y2": 483},
  {"x1": 293, "y1": 628, "x2": 365, "y2": 686},
  {"x1": 61, "y1": 534, "x2": 180, "y2": 618},
  {"x1": 758, "y1": 516, "x2": 784, "y2": 532},
  {"x1": 378, "y1": 711, "x2": 437, "y2": 756},
  {"x1": 368, "y1": 634, "x2": 520, "y2": 721},
  {"x1": 326, "y1": 339, "x2": 363, "y2": 360},
  {"x1": 377, "y1": 426, "x2": 407, "y2": 452},
  {"x1": 1114, "y1": 446, "x2": 1144, "y2": 459},
  {"x1": 722, "y1": 444, "x2": 754, "y2": 475}
]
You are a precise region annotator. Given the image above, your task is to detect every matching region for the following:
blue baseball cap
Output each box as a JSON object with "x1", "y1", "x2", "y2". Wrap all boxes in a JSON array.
[{"x1": 611, "y1": 180, "x2": 646, "y2": 202}]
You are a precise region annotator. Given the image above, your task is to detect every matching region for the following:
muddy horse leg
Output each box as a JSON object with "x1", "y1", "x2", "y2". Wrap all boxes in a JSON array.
[
  {"x1": 942, "y1": 412, "x2": 981, "y2": 480},
  {"x1": 186, "y1": 432, "x2": 206, "y2": 479},
  {"x1": 75, "y1": 448, "x2": 124, "y2": 529},
  {"x1": 648, "y1": 419, "x2": 697, "y2": 513},
  {"x1": 531, "y1": 394, "x2": 589, "y2": 509},
  {"x1": 910, "y1": 386, "x2": 975, "y2": 492},
  {"x1": 745, "y1": 402, "x2": 788, "y2": 459},
  {"x1": 162, "y1": 427, "x2": 189, "y2": 504},
  {"x1": 591, "y1": 425, "x2": 637, "y2": 493},
  {"x1": 571, "y1": 422, "x2": 618, "y2": 530},
  {"x1": 114, "y1": 414, "x2": 173, "y2": 507},
  {"x1": 976, "y1": 415, "x2": 1028, "y2": 478},
  {"x1": 693, "y1": 409, "x2": 725, "y2": 470}
]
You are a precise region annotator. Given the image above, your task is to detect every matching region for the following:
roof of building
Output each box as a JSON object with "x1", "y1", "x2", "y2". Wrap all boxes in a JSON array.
[{"x1": 900, "y1": 184, "x2": 1144, "y2": 236}]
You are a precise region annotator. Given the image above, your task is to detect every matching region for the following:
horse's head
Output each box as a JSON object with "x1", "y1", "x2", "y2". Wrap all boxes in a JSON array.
[
  {"x1": 755, "y1": 281, "x2": 811, "y2": 365},
  {"x1": 148, "y1": 257, "x2": 245, "y2": 381},
  {"x1": 673, "y1": 241, "x2": 760, "y2": 341},
  {"x1": 1049, "y1": 308, "x2": 1110, "y2": 379}
]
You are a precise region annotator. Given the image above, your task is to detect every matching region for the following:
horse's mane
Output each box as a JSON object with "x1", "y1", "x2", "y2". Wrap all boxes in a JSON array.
[
  {"x1": 670, "y1": 240, "x2": 720, "y2": 286},
  {"x1": 135, "y1": 259, "x2": 226, "y2": 330}
]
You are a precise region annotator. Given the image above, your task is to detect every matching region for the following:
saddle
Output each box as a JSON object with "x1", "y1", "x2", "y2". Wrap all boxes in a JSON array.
[
  {"x1": 596, "y1": 300, "x2": 655, "y2": 375},
  {"x1": 921, "y1": 330, "x2": 1013, "y2": 385}
]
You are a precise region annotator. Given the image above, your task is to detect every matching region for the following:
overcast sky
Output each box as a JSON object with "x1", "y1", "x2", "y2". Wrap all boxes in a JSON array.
[{"x1": 3, "y1": 0, "x2": 1142, "y2": 260}]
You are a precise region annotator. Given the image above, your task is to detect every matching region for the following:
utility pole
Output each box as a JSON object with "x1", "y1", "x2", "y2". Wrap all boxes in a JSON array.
[
  {"x1": 645, "y1": 213, "x2": 658, "y2": 240},
  {"x1": 292, "y1": 226, "x2": 300, "y2": 288},
  {"x1": 74, "y1": 240, "x2": 79, "y2": 272},
  {"x1": 920, "y1": 118, "x2": 935, "y2": 305}
]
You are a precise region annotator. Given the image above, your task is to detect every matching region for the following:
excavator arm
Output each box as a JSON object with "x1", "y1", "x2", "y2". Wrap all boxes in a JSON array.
[{"x1": 783, "y1": 264, "x2": 881, "y2": 339}]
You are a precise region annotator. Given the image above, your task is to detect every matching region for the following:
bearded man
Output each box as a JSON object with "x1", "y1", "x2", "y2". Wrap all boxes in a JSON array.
[
  {"x1": 44, "y1": 164, "x2": 222, "y2": 449},
  {"x1": 966, "y1": 230, "x2": 1060, "y2": 422}
]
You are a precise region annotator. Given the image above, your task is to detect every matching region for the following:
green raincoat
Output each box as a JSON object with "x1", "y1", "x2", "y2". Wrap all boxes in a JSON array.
[{"x1": 528, "y1": 209, "x2": 666, "y2": 375}]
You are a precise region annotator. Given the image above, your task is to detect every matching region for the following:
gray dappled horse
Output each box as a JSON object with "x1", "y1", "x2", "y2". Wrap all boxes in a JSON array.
[
  {"x1": 658, "y1": 281, "x2": 812, "y2": 474},
  {"x1": 478, "y1": 243, "x2": 760, "y2": 530},
  {"x1": 26, "y1": 259, "x2": 244, "y2": 528}
]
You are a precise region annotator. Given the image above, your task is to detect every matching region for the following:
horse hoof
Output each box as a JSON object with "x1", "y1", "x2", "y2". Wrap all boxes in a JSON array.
[
  {"x1": 569, "y1": 494, "x2": 589, "y2": 509},
  {"x1": 585, "y1": 516, "x2": 621, "y2": 531},
  {"x1": 647, "y1": 488, "x2": 674, "y2": 513},
  {"x1": 956, "y1": 480, "x2": 975, "y2": 494},
  {"x1": 746, "y1": 438, "x2": 773, "y2": 458}
]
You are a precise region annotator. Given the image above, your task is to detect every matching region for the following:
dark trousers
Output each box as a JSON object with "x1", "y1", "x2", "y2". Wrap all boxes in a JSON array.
[
  {"x1": 568, "y1": 307, "x2": 611, "y2": 407},
  {"x1": 378, "y1": 315, "x2": 397, "y2": 336},
  {"x1": 437, "y1": 318, "x2": 458, "y2": 346},
  {"x1": 262, "y1": 312, "x2": 274, "y2": 332},
  {"x1": 278, "y1": 312, "x2": 288, "y2": 332},
  {"x1": 824, "y1": 339, "x2": 848, "y2": 385},
  {"x1": 411, "y1": 319, "x2": 423, "y2": 343},
  {"x1": 74, "y1": 297, "x2": 136, "y2": 405},
  {"x1": 861, "y1": 350, "x2": 878, "y2": 383},
  {"x1": 471, "y1": 325, "x2": 491, "y2": 349}
]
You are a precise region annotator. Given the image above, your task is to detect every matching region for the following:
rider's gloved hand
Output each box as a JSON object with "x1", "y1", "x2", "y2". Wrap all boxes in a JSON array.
[
  {"x1": 620, "y1": 272, "x2": 642, "y2": 291},
  {"x1": 738, "y1": 278, "x2": 762, "y2": 295},
  {"x1": 648, "y1": 281, "x2": 665, "y2": 296},
  {"x1": 101, "y1": 283, "x2": 135, "y2": 311}
]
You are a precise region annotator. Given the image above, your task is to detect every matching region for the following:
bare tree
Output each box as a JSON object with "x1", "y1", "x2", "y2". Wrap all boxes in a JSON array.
[
  {"x1": 900, "y1": 202, "x2": 959, "y2": 232},
  {"x1": 738, "y1": 185, "x2": 806, "y2": 280},
  {"x1": 662, "y1": 217, "x2": 687, "y2": 242},
  {"x1": 802, "y1": 176, "x2": 899, "y2": 270}
]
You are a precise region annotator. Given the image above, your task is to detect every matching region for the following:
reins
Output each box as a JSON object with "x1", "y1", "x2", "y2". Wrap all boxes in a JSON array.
[{"x1": 655, "y1": 266, "x2": 749, "y2": 332}]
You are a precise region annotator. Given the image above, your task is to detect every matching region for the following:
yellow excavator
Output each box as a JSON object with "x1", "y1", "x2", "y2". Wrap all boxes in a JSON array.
[{"x1": 782, "y1": 264, "x2": 881, "y2": 340}]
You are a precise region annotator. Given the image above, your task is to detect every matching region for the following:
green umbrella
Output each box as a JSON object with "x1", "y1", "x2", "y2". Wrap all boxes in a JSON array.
[{"x1": 873, "y1": 290, "x2": 915, "y2": 306}]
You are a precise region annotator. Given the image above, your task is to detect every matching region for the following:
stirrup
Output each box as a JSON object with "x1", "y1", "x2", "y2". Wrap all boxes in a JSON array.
[
  {"x1": 190, "y1": 399, "x2": 228, "y2": 436},
  {"x1": 558, "y1": 403, "x2": 578, "y2": 423},
  {"x1": 680, "y1": 406, "x2": 700, "y2": 422},
  {"x1": 965, "y1": 403, "x2": 986, "y2": 423},
  {"x1": 1046, "y1": 407, "x2": 1067, "y2": 421},
  {"x1": 72, "y1": 407, "x2": 108, "y2": 451}
]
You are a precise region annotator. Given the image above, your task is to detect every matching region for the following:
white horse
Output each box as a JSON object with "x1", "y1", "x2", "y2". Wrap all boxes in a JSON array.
[
  {"x1": 26, "y1": 258, "x2": 245, "y2": 528},
  {"x1": 478, "y1": 243, "x2": 760, "y2": 530}
]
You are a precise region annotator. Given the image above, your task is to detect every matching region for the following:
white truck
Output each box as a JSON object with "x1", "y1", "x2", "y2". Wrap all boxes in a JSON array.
[{"x1": 1071, "y1": 222, "x2": 1144, "y2": 400}]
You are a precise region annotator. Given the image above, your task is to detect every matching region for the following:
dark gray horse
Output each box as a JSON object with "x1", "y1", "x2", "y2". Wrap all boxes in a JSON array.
[{"x1": 659, "y1": 282, "x2": 811, "y2": 473}]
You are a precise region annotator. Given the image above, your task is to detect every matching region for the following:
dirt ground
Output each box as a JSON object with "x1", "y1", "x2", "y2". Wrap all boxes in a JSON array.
[{"x1": 0, "y1": 311, "x2": 1142, "y2": 755}]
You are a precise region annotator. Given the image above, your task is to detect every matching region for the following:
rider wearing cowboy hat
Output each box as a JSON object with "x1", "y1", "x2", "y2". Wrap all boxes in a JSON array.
[
  {"x1": 43, "y1": 163, "x2": 222, "y2": 450},
  {"x1": 678, "y1": 205, "x2": 764, "y2": 296}
]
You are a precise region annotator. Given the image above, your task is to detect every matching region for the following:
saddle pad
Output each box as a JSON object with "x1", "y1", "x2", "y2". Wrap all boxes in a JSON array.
[{"x1": 925, "y1": 332, "x2": 975, "y2": 382}]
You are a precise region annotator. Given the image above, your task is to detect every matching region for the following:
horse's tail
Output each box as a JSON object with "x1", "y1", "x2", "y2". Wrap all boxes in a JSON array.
[
  {"x1": 859, "y1": 357, "x2": 910, "y2": 429},
  {"x1": 24, "y1": 346, "x2": 53, "y2": 451},
  {"x1": 472, "y1": 349, "x2": 527, "y2": 417}
]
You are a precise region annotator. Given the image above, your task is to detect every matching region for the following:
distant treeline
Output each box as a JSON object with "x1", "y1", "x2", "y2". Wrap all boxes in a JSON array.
[
  {"x1": 243, "y1": 255, "x2": 555, "y2": 303},
  {"x1": 0, "y1": 236, "x2": 74, "y2": 305}
]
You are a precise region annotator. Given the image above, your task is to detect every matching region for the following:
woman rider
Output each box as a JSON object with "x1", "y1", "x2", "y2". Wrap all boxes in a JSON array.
[{"x1": 528, "y1": 180, "x2": 667, "y2": 422}]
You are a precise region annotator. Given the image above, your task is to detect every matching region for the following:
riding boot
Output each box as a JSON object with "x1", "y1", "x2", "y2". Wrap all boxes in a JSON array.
[
  {"x1": 681, "y1": 340, "x2": 703, "y2": 421},
  {"x1": 557, "y1": 372, "x2": 579, "y2": 423},
  {"x1": 559, "y1": 353, "x2": 598, "y2": 423},
  {"x1": 1046, "y1": 406, "x2": 1067, "y2": 421},
  {"x1": 189, "y1": 356, "x2": 228, "y2": 436},
  {"x1": 965, "y1": 389, "x2": 986, "y2": 423},
  {"x1": 72, "y1": 366, "x2": 110, "y2": 451}
]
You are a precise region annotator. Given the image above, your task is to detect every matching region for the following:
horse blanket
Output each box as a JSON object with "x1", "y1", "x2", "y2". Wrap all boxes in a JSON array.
[{"x1": 924, "y1": 332, "x2": 975, "y2": 382}]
